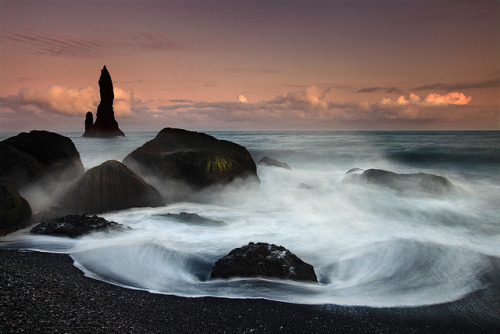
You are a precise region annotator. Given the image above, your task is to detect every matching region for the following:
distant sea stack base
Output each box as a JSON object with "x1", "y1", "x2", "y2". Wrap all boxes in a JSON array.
[{"x1": 83, "y1": 66, "x2": 125, "y2": 138}]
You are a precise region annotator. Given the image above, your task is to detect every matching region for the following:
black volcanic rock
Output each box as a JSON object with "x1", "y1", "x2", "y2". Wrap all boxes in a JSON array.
[
  {"x1": 60, "y1": 160, "x2": 164, "y2": 214},
  {"x1": 156, "y1": 212, "x2": 225, "y2": 226},
  {"x1": 257, "y1": 156, "x2": 292, "y2": 170},
  {"x1": 0, "y1": 131, "x2": 84, "y2": 188},
  {"x1": 210, "y1": 242, "x2": 318, "y2": 282},
  {"x1": 83, "y1": 66, "x2": 125, "y2": 137},
  {"x1": 85, "y1": 111, "x2": 93, "y2": 132},
  {"x1": 123, "y1": 128, "x2": 259, "y2": 191},
  {"x1": 31, "y1": 214, "x2": 124, "y2": 238},
  {"x1": 0, "y1": 143, "x2": 50, "y2": 190},
  {"x1": 344, "y1": 168, "x2": 457, "y2": 195},
  {"x1": 0, "y1": 177, "x2": 32, "y2": 236}
]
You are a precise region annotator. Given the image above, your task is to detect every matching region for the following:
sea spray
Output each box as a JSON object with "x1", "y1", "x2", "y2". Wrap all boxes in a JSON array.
[{"x1": 1, "y1": 131, "x2": 499, "y2": 307}]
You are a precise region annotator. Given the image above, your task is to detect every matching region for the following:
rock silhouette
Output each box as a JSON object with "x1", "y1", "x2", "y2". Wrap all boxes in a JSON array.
[{"x1": 83, "y1": 66, "x2": 125, "y2": 137}]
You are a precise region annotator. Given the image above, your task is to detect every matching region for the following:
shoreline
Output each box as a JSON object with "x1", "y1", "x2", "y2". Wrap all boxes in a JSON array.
[{"x1": 1, "y1": 248, "x2": 499, "y2": 333}]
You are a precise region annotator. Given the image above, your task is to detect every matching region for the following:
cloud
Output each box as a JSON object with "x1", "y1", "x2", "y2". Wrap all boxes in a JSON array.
[
  {"x1": 414, "y1": 79, "x2": 500, "y2": 91},
  {"x1": 223, "y1": 68, "x2": 285, "y2": 74},
  {"x1": 357, "y1": 86, "x2": 402, "y2": 94},
  {"x1": 424, "y1": 92, "x2": 471, "y2": 105},
  {"x1": 0, "y1": 29, "x2": 187, "y2": 57},
  {"x1": 0, "y1": 86, "x2": 98, "y2": 116},
  {"x1": 0, "y1": 85, "x2": 140, "y2": 117},
  {"x1": 1, "y1": 84, "x2": 493, "y2": 130},
  {"x1": 154, "y1": 88, "x2": 488, "y2": 129},
  {"x1": 380, "y1": 92, "x2": 471, "y2": 106}
]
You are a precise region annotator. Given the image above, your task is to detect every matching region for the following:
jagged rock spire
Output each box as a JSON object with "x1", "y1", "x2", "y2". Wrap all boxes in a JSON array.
[{"x1": 83, "y1": 66, "x2": 125, "y2": 137}]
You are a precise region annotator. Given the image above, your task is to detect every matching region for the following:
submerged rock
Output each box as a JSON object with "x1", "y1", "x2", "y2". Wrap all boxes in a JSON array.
[
  {"x1": 61, "y1": 160, "x2": 164, "y2": 214},
  {"x1": 157, "y1": 212, "x2": 225, "y2": 225},
  {"x1": 0, "y1": 130, "x2": 84, "y2": 188},
  {"x1": 123, "y1": 128, "x2": 259, "y2": 190},
  {"x1": 0, "y1": 177, "x2": 32, "y2": 236},
  {"x1": 31, "y1": 214, "x2": 124, "y2": 238},
  {"x1": 210, "y1": 242, "x2": 318, "y2": 282},
  {"x1": 345, "y1": 168, "x2": 457, "y2": 195},
  {"x1": 83, "y1": 66, "x2": 125, "y2": 137},
  {"x1": 257, "y1": 156, "x2": 292, "y2": 170}
]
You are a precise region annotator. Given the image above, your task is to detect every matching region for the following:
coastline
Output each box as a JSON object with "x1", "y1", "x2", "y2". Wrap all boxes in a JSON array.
[{"x1": 1, "y1": 248, "x2": 498, "y2": 333}]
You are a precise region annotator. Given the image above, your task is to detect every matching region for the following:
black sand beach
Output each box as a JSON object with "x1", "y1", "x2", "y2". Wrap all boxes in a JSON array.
[{"x1": 1, "y1": 248, "x2": 498, "y2": 333}]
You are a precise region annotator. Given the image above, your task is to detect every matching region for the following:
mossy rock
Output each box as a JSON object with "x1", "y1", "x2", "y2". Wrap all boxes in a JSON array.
[
  {"x1": 123, "y1": 128, "x2": 259, "y2": 188},
  {"x1": 61, "y1": 160, "x2": 164, "y2": 214},
  {"x1": 0, "y1": 177, "x2": 32, "y2": 236}
]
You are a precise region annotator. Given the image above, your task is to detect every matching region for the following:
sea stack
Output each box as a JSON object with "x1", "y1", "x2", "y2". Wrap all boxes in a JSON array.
[{"x1": 83, "y1": 66, "x2": 125, "y2": 137}]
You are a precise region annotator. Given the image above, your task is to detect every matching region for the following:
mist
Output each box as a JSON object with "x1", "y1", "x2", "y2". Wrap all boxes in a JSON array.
[{"x1": 1, "y1": 131, "x2": 499, "y2": 307}]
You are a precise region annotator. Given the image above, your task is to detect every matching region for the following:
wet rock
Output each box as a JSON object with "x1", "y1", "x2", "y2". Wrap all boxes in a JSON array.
[
  {"x1": 83, "y1": 66, "x2": 125, "y2": 137},
  {"x1": 0, "y1": 177, "x2": 32, "y2": 236},
  {"x1": 257, "y1": 156, "x2": 292, "y2": 170},
  {"x1": 210, "y1": 242, "x2": 318, "y2": 282},
  {"x1": 123, "y1": 128, "x2": 259, "y2": 190},
  {"x1": 31, "y1": 214, "x2": 124, "y2": 238},
  {"x1": 0, "y1": 131, "x2": 84, "y2": 187},
  {"x1": 60, "y1": 160, "x2": 164, "y2": 214},
  {"x1": 345, "y1": 168, "x2": 457, "y2": 195},
  {"x1": 157, "y1": 212, "x2": 225, "y2": 226},
  {"x1": 0, "y1": 143, "x2": 50, "y2": 189}
]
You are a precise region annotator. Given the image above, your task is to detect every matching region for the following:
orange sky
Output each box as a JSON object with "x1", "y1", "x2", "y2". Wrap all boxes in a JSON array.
[{"x1": 1, "y1": 0, "x2": 499, "y2": 132}]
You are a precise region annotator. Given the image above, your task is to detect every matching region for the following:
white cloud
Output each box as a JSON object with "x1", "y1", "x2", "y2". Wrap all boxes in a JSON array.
[
  {"x1": 424, "y1": 92, "x2": 471, "y2": 105},
  {"x1": 0, "y1": 85, "x2": 141, "y2": 118},
  {"x1": 0, "y1": 85, "x2": 97, "y2": 116}
]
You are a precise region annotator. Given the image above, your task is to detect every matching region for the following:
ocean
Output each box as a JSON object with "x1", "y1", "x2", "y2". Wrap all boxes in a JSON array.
[{"x1": 1, "y1": 130, "x2": 499, "y2": 308}]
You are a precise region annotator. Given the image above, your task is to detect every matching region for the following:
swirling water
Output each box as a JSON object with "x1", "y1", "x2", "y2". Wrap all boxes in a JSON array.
[{"x1": 1, "y1": 130, "x2": 499, "y2": 307}]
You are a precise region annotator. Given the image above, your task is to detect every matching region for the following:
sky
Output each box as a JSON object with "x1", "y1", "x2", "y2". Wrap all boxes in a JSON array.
[{"x1": 0, "y1": 0, "x2": 499, "y2": 132}]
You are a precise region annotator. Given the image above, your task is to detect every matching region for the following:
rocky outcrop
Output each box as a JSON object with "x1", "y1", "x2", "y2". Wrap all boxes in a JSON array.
[
  {"x1": 31, "y1": 214, "x2": 124, "y2": 238},
  {"x1": 344, "y1": 168, "x2": 457, "y2": 195},
  {"x1": 0, "y1": 177, "x2": 32, "y2": 236},
  {"x1": 257, "y1": 156, "x2": 292, "y2": 170},
  {"x1": 84, "y1": 111, "x2": 93, "y2": 132},
  {"x1": 157, "y1": 212, "x2": 224, "y2": 226},
  {"x1": 210, "y1": 242, "x2": 318, "y2": 282},
  {"x1": 123, "y1": 128, "x2": 259, "y2": 190},
  {"x1": 0, "y1": 131, "x2": 84, "y2": 189},
  {"x1": 60, "y1": 160, "x2": 164, "y2": 214},
  {"x1": 83, "y1": 66, "x2": 125, "y2": 137}
]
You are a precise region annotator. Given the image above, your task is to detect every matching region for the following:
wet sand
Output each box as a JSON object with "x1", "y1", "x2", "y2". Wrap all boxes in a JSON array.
[{"x1": 1, "y1": 248, "x2": 499, "y2": 333}]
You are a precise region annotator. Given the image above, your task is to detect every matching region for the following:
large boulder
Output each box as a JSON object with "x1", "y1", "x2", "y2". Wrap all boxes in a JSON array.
[
  {"x1": 31, "y1": 214, "x2": 124, "y2": 238},
  {"x1": 0, "y1": 143, "x2": 51, "y2": 190},
  {"x1": 60, "y1": 160, "x2": 164, "y2": 214},
  {"x1": 123, "y1": 128, "x2": 259, "y2": 189},
  {"x1": 0, "y1": 177, "x2": 32, "y2": 236},
  {"x1": 0, "y1": 131, "x2": 84, "y2": 188},
  {"x1": 210, "y1": 242, "x2": 318, "y2": 282},
  {"x1": 83, "y1": 66, "x2": 125, "y2": 137},
  {"x1": 345, "y1": 168, "x2": 457, "y2": 195}
]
